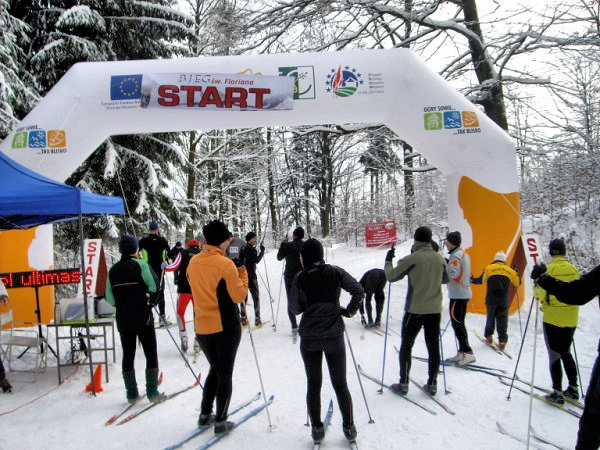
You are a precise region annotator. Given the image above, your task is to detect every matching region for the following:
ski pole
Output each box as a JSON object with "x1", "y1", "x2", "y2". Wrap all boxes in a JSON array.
[
  {"x1": 506, "y1": 296, "x2": 535, "y2": 400},
  {"x1": 152, "y1": 305, "x2": 202, "y2": 388},
  {"x1": 572, "y1": 338, "x2": 585, "y2": 399},
  {"x1": 344, "y1": 325, "x2": 375, "y2": 423},
  {"x1": 274, "y1": 263, "x2": 284, "y2": 331},
  {"x1": 439, "y1": 329, "x2": 449, "y2": 395},
  {"x1": 244, "y1": 320, "x2": 275, "y2": 430},
  {"x1": 378, "y1": 281, "x2": 393, "y2": 394},
  {"x1": 525, "y1": 296, "x2": 541, "y2": 449},
  {"x1": 440, "y1": 317, "x2": 452, "y2": 338},
  {"x1": 515, "y1": 287, "x2": 523, "y2": 340},
  {"x1": 257, "y1": 264, "x2": 277, "y2": 330}
]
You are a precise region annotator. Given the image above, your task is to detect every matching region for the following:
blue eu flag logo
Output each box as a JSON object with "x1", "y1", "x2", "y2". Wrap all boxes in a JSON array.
[{"x1": 110, "y1": 74, "x2": 143, "y2": 100}]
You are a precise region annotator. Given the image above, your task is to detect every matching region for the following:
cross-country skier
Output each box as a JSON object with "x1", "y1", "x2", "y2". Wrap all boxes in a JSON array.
[
  {"x1": 289, "y1": 238, "x2": 364, "y2": 445},
  {"x1": 239, "y1": 231, "x2": 265, "y2": 327},
  {"x1": 534, "y1": 238, "x2": 581, "y2": 405},
  {"x1": 277, "y1": 226, "x2": 305, "y2": 336},
  {"x1": 357, "y1": 268, "x2": 386, "y2": 328},
  {"x1": 175, "y1": 239, "x2": 201, "y2": 353},
  {"x1": 532, "y1": 261, "x2": 600, "y2": 450}
]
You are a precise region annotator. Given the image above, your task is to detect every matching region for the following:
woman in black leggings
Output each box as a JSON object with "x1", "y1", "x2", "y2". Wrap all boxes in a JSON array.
[{"x1": 290, "y1": 238, "x2": 364, "y2": 445}]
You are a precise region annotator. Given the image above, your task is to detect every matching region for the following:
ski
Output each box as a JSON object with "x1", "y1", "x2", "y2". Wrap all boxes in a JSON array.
[
  {"x1": 105, "y1": 371, "x2": 163, "y2": 425},
  {"x1": 249, "y1": 320, "x2": 271, "y2": 331},
  {"x1": 529, "y1": 427, "x2": 571, "y2": 450},
  {"x1": 105, "y1": 399, "x2": 139, "y2": 426},
  {"x1": 513, "y1": 376, "x2": 584, "y2": 409},
  {"x1": 409, "y1": 378, "x2": 456, "y2": 415},
  {"x1": 498, "y1": 377, "x2": 581, "y2": 418},
  {"x1": 164, "y1": 392, "x2": 261, "y2": 450},
  {"x1": 196, "y1": 395, "x2": 274, "y2": 450},
  {"x1": 496, "y1": 421, "x2": 545, "y2": 450},
  {"x1": 473, "y1": 329, "x2": 512, "y2": 359},
  {"x1": 412, "y1": 354, "x2": 506, "y2": 373},
  {"x1": 357, "y1": 365, "x2": 437, "y2": 415},
  {"x1": 117, "y1": 376, "x2": 201, "y2": 425},
  {"x1": 312, "y1": 399, "x2": 334, "y2": 450}
]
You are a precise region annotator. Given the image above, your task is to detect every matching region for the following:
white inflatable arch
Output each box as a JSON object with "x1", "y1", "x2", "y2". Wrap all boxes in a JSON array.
[{"x1": 0, "y1": 48, "x2": 523, "y2": 313}]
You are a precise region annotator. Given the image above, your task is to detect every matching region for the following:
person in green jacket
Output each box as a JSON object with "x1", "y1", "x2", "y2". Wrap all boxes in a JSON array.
[
  {"x1": 384, "y1": 226, "x2": 449, "y2": 396},
  {"x1": 534, "y1": 238, "x2": 581, "y2": 405}
]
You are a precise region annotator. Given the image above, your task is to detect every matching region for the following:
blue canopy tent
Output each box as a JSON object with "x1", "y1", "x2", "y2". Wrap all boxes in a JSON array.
[
  {"x1": 0, "y1": 151, "x2": 125, "y2": 393},
  {"x1": 0, "y1": 151, "x2": 124, "y2": 229}
]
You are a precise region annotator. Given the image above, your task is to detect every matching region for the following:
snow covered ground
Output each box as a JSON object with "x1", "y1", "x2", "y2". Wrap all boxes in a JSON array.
[{"x1": 1, "y1": 240, "x2": 597, "y2": 450}]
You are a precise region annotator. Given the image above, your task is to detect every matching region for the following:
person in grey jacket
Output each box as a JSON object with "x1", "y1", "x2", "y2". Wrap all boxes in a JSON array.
[
  {"x1": 444, "y1": 231, "x2": 476, "y2": 366},
  {"x1": 384, "y1": 226, "x2": 448, "y2": 396}
]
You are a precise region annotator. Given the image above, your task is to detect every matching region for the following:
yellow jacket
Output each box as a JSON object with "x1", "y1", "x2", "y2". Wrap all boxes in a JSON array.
[
  {"x1": 534, "y1": 256, "x2": 580, "y2": 328},
  {"x1": 187, "y1": 244, "x2": 248, "y2": 334}
]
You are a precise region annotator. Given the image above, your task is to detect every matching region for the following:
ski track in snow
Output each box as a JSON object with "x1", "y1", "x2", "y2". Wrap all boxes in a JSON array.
[{"x1": 1, "y1": 241, "x2": 595, "y2": 450}]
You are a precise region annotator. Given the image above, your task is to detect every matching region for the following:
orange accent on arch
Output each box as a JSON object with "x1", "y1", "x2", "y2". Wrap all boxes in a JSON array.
[
  {"x1": 458, "y1": 176, "x2": 525, "y2": 314},
  {"x1": 0, "y1": 229, "x2": 54, "y2": 325}
]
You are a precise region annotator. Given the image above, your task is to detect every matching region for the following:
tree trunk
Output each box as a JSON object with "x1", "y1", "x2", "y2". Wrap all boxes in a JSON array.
[
  {"x1": 185, "y1": 131, "x2": 197, "y2": 241},
  {"x1": 462, "y1": 0, "x2": 509, "y2": 131},
  {"x1": 266, "y1": 129, "x2": 278, "y2": 239}
]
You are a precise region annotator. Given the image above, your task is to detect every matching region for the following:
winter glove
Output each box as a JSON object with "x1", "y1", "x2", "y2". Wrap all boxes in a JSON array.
[
  {"x1": 339, "y1": 307, "x2": 352, "y2": 318},
  {"x1": 232, "y1": 258, "x2": 244, "y2": 268},
  {"x1": 259, "y1": 244, "x2": 265, "y2": 253},
  {"x1": 530, "y1": 263, "x2": 547, "y2": 281},
  {"x1": 147, "y1": 291, "x2": 159, "y2": 307},
  {"x1": 161, "y1": 261, "x2": 168, "y2": 270},
  {"x1": 385, "y1": 246, "x2": 395, "y2": 262}
]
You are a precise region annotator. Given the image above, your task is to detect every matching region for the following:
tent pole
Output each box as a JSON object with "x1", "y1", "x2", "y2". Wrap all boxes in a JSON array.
[{"x1": 79, "y1": 214, "x2": 96, "y2": 395}]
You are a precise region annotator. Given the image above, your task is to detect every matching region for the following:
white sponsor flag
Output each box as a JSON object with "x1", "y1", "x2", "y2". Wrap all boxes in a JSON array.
[{"x1": 140, "y1": 73, "x2": 294, "y2": 111}]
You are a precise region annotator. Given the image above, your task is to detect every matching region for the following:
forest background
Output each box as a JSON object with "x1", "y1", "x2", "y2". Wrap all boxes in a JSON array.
[{"x1": 1, "y1": 0, "x2": 598, "y2": 270}]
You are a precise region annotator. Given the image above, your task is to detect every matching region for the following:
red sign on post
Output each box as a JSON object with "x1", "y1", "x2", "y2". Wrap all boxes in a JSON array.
[{"x1": 365, "y1": 221, "x2": 397, "y2": 248}]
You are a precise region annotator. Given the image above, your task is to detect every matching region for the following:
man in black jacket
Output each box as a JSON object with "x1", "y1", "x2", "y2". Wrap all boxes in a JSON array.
[
  {"x1": 277, "y1": 226, "x2": 304, "y2": 334},
  {"x1": 105, "y1": 234, "x2": 165, "y2": 404},
  {"x1": 290, "y1": 238, "x2": 364, "y2": 445},
  {"x1": 139, "y1": 220, "x2": 171, "y2": 326},
  {"x1": 358, "y1": 268, "x2": 387, "y2": 328},
  {"x1": 532, "y1": 263, "x2": 600, "y2": 450},
  {"x1": 240, "y1": 231, "x2": 265, "y2": 326}
]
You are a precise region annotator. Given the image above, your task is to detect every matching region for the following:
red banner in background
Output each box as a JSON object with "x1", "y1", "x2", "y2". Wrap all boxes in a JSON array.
[{"x1": 365, "y1": 221, "x2": 397, "y2": 248}]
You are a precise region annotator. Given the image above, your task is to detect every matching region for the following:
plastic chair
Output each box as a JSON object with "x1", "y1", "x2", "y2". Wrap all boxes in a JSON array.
[{"x1": 0, "y1": 309, "x2": 47, "y2": 381}]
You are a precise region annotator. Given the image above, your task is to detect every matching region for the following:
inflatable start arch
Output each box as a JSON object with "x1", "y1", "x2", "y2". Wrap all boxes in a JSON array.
[{"x1": 0, "y1": 48, "x2": 523, "y2": 314}]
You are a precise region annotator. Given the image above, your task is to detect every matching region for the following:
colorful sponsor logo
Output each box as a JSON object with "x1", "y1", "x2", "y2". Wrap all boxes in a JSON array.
[
  {"x1": 279, "y1": 66, "x2": 315, "y2": 99},
  {"x1": 11, "y1": 128, "x2": 67, "y2": 152},
  {"x1": 110, "y1": 74, "x2": 142, "y2": 100},
  {"x1": 326, "y1": 65, "x2": 363, "y2": 97},
  {"x1": 424, "y1": 107, "x2": 480, "y2": 133}
]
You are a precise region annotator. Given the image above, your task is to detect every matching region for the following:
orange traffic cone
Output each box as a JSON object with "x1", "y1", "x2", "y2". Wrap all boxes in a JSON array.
[{"x1": 85, "y1": 363, "x2": 104, "y2": 393}]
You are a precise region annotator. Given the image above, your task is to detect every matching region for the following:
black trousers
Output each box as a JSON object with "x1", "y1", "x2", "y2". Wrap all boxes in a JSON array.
[
  {"x1": 197, "y1": 328, "x2": 241, "y2": 422},
  {"x1": 241, "y1": 276, "x2": 260, "y2": 319},
  {"x1": 399, "y1": 312, "x2": 440, "y2": 384},
  {"x1": 450, "y1": 299, "x2": 473, "y2": 353},
  {"x1": 484, "y1": 303, "x2": 508, "y2": 343},
  {"x1": 300, "y1": 336, "x2": 354, "y2": 427},
  {"x1": 359, "y1": 289, "x2": 385, "y2": 323},
  {"x1": 284, "y1": 275, "x2": 298, "y2": 329},
  {"x1": 543, "y1": 322, "x2": 577, "y2": 391},
  {"x1": 120, "y1": 326, "x2": 159, "y2": 372},
  {"x1": 576, "y1": 353, "x2": 600, "y2": 450}
]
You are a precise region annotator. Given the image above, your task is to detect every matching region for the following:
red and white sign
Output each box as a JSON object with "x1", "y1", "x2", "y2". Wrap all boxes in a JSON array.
[
  {"x1": 365, "y1": 221, "x2": 397, "y2": 248},
  {"x1": 140, "y1": 73, "x2": 294, "y2": 111},
  {"x1": 77, "y1": 239, "x2": 108, "y2": 298},
  {"x1": 521, "y1": 234, "x2": 542, "y2": 267}
]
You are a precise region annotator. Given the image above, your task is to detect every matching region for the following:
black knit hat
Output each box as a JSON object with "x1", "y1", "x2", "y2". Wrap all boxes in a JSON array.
[
  {"x1": 148, "y1": 220, "x2": 159, "y2": 230},
  {"x1": 446, "y1": 231, "x2": 461, "y2": 247},
  {"x1": 549, "y1": 238, "x2": 566, "y2": 256},
  {"x1": 300, "y1": 238, "x2": 324, "y2": 267},
  {"x1": 414, "y1": 226, "x2": 432, "y2": 243},
  {"x1": 203, "y1": 220, "x2": 231, "y2": 246},
  {"x1": 245, "y1": 231, "x2": 257, "y2": 242},
  {"x1": 118, "y1": 234, "x2": 138, "y2": 255},
  {"x1": 293, "y1": 226, "x2": 305, "y2": 239}
]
